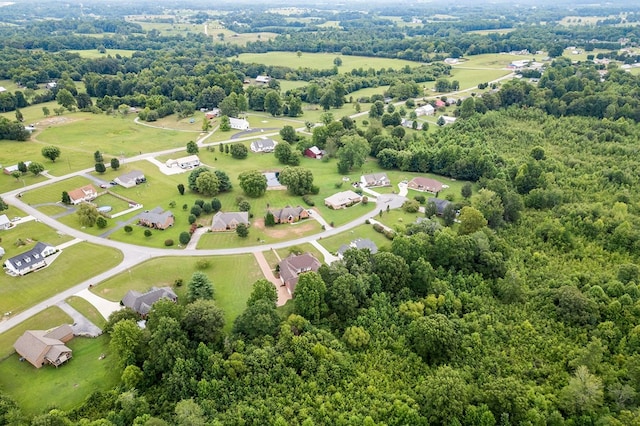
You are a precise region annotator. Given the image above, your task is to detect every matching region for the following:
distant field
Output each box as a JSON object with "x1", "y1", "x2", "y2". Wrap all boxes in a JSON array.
[
  {"x1": 559, "y1": 15, "x2": 615, "y2": 26},
  {"x1": 211, "y1": 29, "x2": 279, "y2": 45},
  {"x1": 66, "y1": 49, "x2": 137, "y2": 58},
  {"x1": 236, "y1": 52, "x2": 423, "y2": 73},
  {"x1": 132, "y1": 21, "x2": 204, "y2": 36},
  {"x1": 467, "y1": 28, "x2": 515, "y2": 35},
  {"x1": 448, "y1": 68, "x2": 512, "y2": 90}
]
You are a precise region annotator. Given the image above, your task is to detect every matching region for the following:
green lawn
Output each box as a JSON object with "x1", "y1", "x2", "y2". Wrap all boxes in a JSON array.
[
  {"x1": 276, "y1": 243, "x2": 324, "y2": 263},
  {"x1": 90, "y1": 255, "x2": 263, "y2": 329},
  {"x1": 317, "y1": 224, "x2": 392, "y2": 254},
  {"x1": 376, "y1": 209, "x2": 424, "y2": 232},
  {"x1": 0, "y1": 243, "x2": 123, "y2": 316},
  {"x1": 236, "y1": 52, "x2": 423, "y2": 74},
  {"x1": 19, "y1": 175, "x2": 93, "y2": 206},
  {"x1": 66, "y1": 49, "x2": 136, "y2": 58},
  {"x1": 0, "y1": 335, "x2": 119, "y2": 416},
  {"x1": 448, "y1": 68, "x2": 512, "y2": 90},
  {"x1": 66, "y1": 296, "x2": 107, "y2": 329},
  {"x1": 0, "y1": 218, "x2": 73, "y2": 261},
  {"x1": 0, "y1": 307, "x2": 72, "y2": 360}
]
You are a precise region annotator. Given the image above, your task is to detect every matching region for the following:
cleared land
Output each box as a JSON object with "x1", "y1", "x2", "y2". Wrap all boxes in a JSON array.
[{"x1": 66, "y1": 49, "x2": 136, "y2": 58}]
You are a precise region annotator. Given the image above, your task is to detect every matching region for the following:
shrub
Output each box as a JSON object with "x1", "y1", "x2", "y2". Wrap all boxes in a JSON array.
[
  {"x1": 191, "y1": 205, "x2": 202, "y2": 217},
  {"x1": 144, "y1": 229, "x2": 152, "y2": 238},
  {"x1": 373, "y1": 223, "x2": 385, "y2": 233},
  {"x1": 96, "y1": 217, "x2": 107, "y2": 228},
  {"x1": 196, "y1": 259, "x2": 211, "y2": 269},
  {"x1": 188, "y1": 214, "x2": 197, "y2": 224},
  {"x1": 179, "y1": 232, "x2": 191, "y2": 245},
  {"x1": 414, "y1": 195, "x2": 426, "y2": 204},
  {"x1": 384, "y1": 230, "x2": 395, "y2": 240},
  {"x1": 195, "y1": 199, "x2": 204, "y2": 207},
  {"x1": 310, "y1": 185, "x2": 320, "y2": 195},
  {"x1": 174, "y1": 278, "x2": 183, "y2": 287},
  {"x1": 334, "y1": 182, "x2": 344, "y2": 189},
  {"x1": 189, "y1": 223, "x2": 198, "y2": 234},
  {"x1": 354, "y1": 188, "x2": 363, "y2": 195},
  {"x1": 362, "y1": 196, "x2": 369, "y2": 205},
  {"x1": 402, "y1": 200, "x2": 420, "y2": 213},
  {"x1": 164, "y1": 239, "x2": 174, "y2": 247},
  {"x1": 302, "y1": 195, "x2": 315, "y2": 206},
  {"x1": 365, "y1": 219, "x2": 370, "y2": 224},
  {"x1": 124, "y1": 225, "x2": 133, "y2": 233}
]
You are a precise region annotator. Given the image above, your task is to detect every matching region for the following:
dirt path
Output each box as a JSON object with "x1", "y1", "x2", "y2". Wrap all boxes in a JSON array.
[{"x1": 253, "y1": 251, "x2": 291, "y2": 306}]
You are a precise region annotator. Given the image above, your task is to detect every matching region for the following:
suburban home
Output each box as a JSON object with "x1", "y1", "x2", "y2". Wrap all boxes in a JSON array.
[
  {"x1": 278, "y1": 253, "x2": 321, "y2": 295},
  {"x1": 415, "y1": 104, "x2": 435, "y2": 116},
  {"x1": 267, "y1": 206, "x2": 309, "y2": 224},
  {"x1": 3, "y1": 161, "x2": 31, "y2": 175},
  {"x1": 428, "y1": 197, "x2": 453, "y2": 216},
  {"x1": 255, "y1": 75, "x2": 271, "y2": 84},
  {"x1": 0, "y1": 214, "x2": 11, "y2": 230},
  {"x1": 361, "y1": 173, "x2": 391, "y2": 188},
  {"x1": 177, "y1": 155, "x2": 201, "y2": 169},
  {"x1": 68, "y1": 184, "x2": 98, "y2": 205},
  {"x1": 115, "y1": 170, "x2": 146, "y2": 188},
  {"x1": 121, "y1": 286, "x2": 178, "y2": 317},
  {"x1": 324, "y1": 190, "x2": 362, "y2": 209},
  {"x1": 138, "y1": 207, "x2": 174, "y2": 230},
  {"x1": 337, "y1": 238, "x2": 379, "y2": 258},
  {"x1": 211, "y1": 211, "x2": 249, "y2": 231},
  {"x1": 304, "y1": 146, "x2": 324, "y2": 159},
  {"x1": 14, "y1": 324, "x2": 74, "y2": 368},
  {"x1": 4, "y1": 242, "x2": 57, "y2": 276},
  {"x1": 229, "y1": 117, "x2": 250, "y2": 130},
  {"x1": 408, "y1": 177, "x2": 443, "y2": 194},
  {"x1": 250, "y1": 138, "x2": 277, "y2": 153}
]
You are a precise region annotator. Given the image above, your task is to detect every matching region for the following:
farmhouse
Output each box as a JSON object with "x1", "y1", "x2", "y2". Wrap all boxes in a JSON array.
[
  {"x1": 0, "y1": 214, "x2": 11, "y2": 230},
  {"x1": 68, "y1": 184, "x2": 98, "y2": 205},
  {"x1": 408, "y1": 177, "x2": 443, "y2": 194},
  {"x1": 278, "y1": 253, "x2": 321, "y2": 295},
  {"x1": 324, "y1": 190, "x2": 362, "y2": 210},
  {"x1": 3, "y1": 161, "x2": 31, "y2": 175},
  {"x1": 138, "y1": 207, "x2": 174, "y2": 230},
  {"x1": 267, "y1": 205, "x2": 309, "y2": 224},
  {"x1": 304, "y1": 146, "x2": 324, "y2": 159},
  {"x1": 122, "y1": 286, "x2": 178, "y2": 317},
  {"x1": 229, "y1": 117, "x2": 250, "y2": 130},
  {"x1": 361, "y1": 173, "x2": 391, "y2": 188},
  {"x1": 415, "y1": 104, "x2": 435, "y2": 116},
  {"x1": 211, "y1": 211, "x2": 249, "y2": 231},
  {"x1": 14, "y1": 324, "x2": 74, "y2": 369},
  {"x1": 4, "y1": 242, "x2": 57, "y2": 276},
  {"x1": 428, "y1": 197, "x2": 452, "y2": 216},
  {"x1": 250, "y1": 138, "x2": 277, "y2": 153},
  {"x1": 115, "y1": 170, "x2": 146, "y2": 188},
  {"x1": 337, "y1": 238, "x2": 378, "y2": 258},
  {"x1": 255, "y1": 75, "x2": 271, "y2": 84}
]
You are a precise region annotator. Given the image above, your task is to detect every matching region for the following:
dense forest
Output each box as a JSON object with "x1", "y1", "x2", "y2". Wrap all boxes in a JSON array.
[{"x1": 2, "y1": 1, "x2": 640, "y2": 424}]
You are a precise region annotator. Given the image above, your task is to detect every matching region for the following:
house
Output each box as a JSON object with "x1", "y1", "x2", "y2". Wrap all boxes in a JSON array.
[
  {"x1": 324, "y1": 190, "x2": 362, "y2": 210},
  {"x1": 165, "y1": 155, "x2": 201, "y2": 169},
  {"x1": 4, "y1": 242, "x2": 57, "y2": 276},
  {"x1": 401, "y1": 119, "x2": 417, "y2": 129},
  {"x1": 211, "y1": 211, "x2": 249, "y2": 231},
  {"x1": 256, "y1": 75, "x2": 271, "y2": 84},
  {"x1": 115, "y1": 170, "x2": 146, "y2": 188},
  {"x1": 0, "y1": 86, "x2": 6, "y2": 93},
  {"x1": 361, "y1": 173, "x2": 391, "y2": 188},
  {"x1": 0, "y1": 214, "x2": 11, "y2": 230},
  {"x1": 427, "y1": 197, "x2": 452, "y2": 216},
  {"x1": 46, "y1": 82, "x2": 57, "y2": 90},
  {"x1": 3, "y1": 161, "x2": 31, "y2": 175},
  {"x1": 250, "y1": 138, "x2": 277, "y2": 153},
  {"x1": 278, "y1": 253, "x2": 321, "y2": 295},
  {"x1": 337, "y1": 238, "x2": 378, "y2": 258},
  {"x1": 408, "y1": 177, "x2": 443, "y2": 194},
  {"x1": 304, "y1": 146, "x2": 324, "y2": 159},
  {"x1": 205, "y1": 108, "x2": 220, "y2": 119},
  {"x1": 445, "y1": 98, "x2": 458, "y2": 106},
  {"x1": 229, "y1": 117, "x2": 250, "y2": 130},
  {"x1": 138, "y1": 207, "x2": 174, "y2": 230},
  {"x1": 439, "y1": 115, "x2": 457, "y2": 125},
  {"x1": 268, "y1": 206, "x2": 309, "y2": 224},
  {"x1": 68, "y1": 184, "x2": 98, "y2": 205},
  {"x1": 14, "y1": 324, "x2": 74, "y2": 368},
  {"x1": 121, "y1": 286, "x2": 178, "y2": 316},
  {"x1": 435, "y1": 99, "x2": 446, "y2": 108},
  {"x1": 415, "y1": 104, "x2": 435, "y2": 116}
]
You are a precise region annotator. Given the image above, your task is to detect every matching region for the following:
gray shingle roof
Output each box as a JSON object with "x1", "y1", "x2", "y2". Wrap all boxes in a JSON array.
[{"x1": 121, "y1": 286, "x2": 178, "y2": 316}]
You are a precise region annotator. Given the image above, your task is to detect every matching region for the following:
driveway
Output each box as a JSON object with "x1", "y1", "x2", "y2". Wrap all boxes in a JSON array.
[
  {"x1": 75, "y1": 288, "x2": 122, "y2": 320},
  {"x1": 253, "y1": 251, "x2": 291, "y2": 306},
  {"x1": 56, "y1": 301, "x2": 102, "y2": 337}
]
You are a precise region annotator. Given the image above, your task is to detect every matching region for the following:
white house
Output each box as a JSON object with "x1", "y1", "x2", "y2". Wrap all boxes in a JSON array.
[
  {"x1": 229, "y1": 118, "x2": 250, "y2": 130},
  {"x1": 46, "y1": 82, "x2": 57, "y2": 90},
  {"x1": 250, "y1": 138, "x2": 277, "y2": 153},
  {"x1": 4, "y1": 242, "x2": 57, "y2": 276},
  {"x1": 67, "y1": 185, "x2": 98, "y2": 205},
  {"x1": 439, "y1": 115, "x2": 457, "y2": 125},
  {"x1": 115, "y1": 170, "x2": 146, "y2": 188},
  {"x1": 256, "y1": 75, "x2": 271, "y2": 84},
  {"x1": 0, "y1": 215, "x2": 10, "y2": 230},
  {"x1": 415, "y1": 104, "x2": 435, "y2": 116},
  {"x1": 176, "y1": 155, "x2": 201, "y2": 169}
]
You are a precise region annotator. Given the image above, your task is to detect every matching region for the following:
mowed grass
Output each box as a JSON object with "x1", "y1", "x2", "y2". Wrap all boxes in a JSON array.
[
  {"x1": 317, "y1": 224, "x2": 392, "y2": 254},
  {"x1": 0, "y1": 307, "x2": 72, "y2": 360},
  {"x1": 211, "y1": 29, "x2": 279, "y2": 45},
  {"x1": 65, "y1": 49, "x2": 137, "y2": 58},
  {"x1": 0, "y1": 242, "x2": 123, "y2": 316},
  {"x1": 0, "y1": 217, "x2": 73, "y2": 260},
  {"x1": 448, "y1": 68, "x2": 512, "y2": 89},
  {"x1": 0, "y1": 335, "x2": 119, "y2": 416},
  {"x1": 236, "y1": 52, "x2": 423, "y2": 74},
  {"x1": 276, "y1": 243, "x2": 324, "y2": 263},
  {"x1": 91, "y1": 255, "x2": 262, "y2": 328},
  {"x1": 66, "y1": 296, "x2": 107, "y2": 328},
  {"x1": 20, "y1": 175, "x2": 93, "y2": 206}
]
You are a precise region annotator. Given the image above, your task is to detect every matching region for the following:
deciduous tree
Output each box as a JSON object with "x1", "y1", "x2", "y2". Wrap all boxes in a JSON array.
[
  {"x1": 238, "y1": 170, "x2": 267, "y2": 197},
  {"x1": 41, "y1": 146, "x2": 60, "y2": 162}
]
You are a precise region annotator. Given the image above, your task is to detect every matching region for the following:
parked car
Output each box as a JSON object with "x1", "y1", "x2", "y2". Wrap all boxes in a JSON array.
[
  {"x1": 109, "y1": 181, "x2": 118, "y2": 186},
  {"x1": 100, "y1": 184, "x2": 108, "y2": 189}
]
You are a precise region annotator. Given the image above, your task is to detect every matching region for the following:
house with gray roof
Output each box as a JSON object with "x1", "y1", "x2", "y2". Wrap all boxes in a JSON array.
[
  {"x1": 211, "y1": 211, "x2": 249, "y2": 232},
  {"x1": 4, "y1": 242, "x2": 57, "y2": 276},
  {"x1": 250, "y1": 138, "x2": 277, "y2": 153},
  {"x1": 278, "y1": 253, "x2": 321, "y2": 295},
  {"x1": 324, "y1": 190, "x2": 362, "y2": 210},
  {"x1": 121, "y1": 286, "x2": 178, "y2": 317},
  {"x1": 14, "y1": 324, "x2": 74, "y2": 368},
  {"x1": 138, "y1": 207, "x2": 174, "y2": 230},
  {"x1": 268, "y1": 205, "x2": 309, "y2": 224},
  {"x1": 115, "y1": 170, "x2": 146, "y2": 188},
  {"x1": 361, "y1": 173, "x2": 391, "y2": 188},
  {"x1": 337, "y1": 238, "x2": 378, "y2": 258},
  {"x1": 427, "y1": 198, "x2": 452, "y2": 216}
]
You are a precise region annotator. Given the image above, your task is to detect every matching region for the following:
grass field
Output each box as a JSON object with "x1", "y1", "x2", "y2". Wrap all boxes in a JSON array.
[
  {"x1": 66, "y1": 296, "x2": 107, "y2": 329},
  {"x1": 316, "y1": 224, "x2": 392, "y2": 254},
  {"x1": 0, "y1": 335, "x2": 119, "y2": 416},
  {"x1": 211, "y1": 29, "x2": 279, "y2": 45},
  {"x1": 0, "y1": 242, "x2": 123, "y2": 317},
  {"x1": 276, "y1": 243, "x2": 323, "y2": 263},
  {"x1": 19, "y1": 175, "x2": 93, "y2": 206},
  {"x1": 66, "y1": 49, "x2": 136, "y2": 58},
  {"x1": 377, "y1": 209, "x2": 423, "y2": 232},
  {"x1": 0, "y1": 217, "x2": 73, "y2": 261},
  {"x1": 466, "y1": 28, "x2": 515, "y2": 35},
  {"x1": 236, "y1": 52, "x2": 423, "y2": 74},
  {"x1": 91, "y1": 255, "x2": 262, "y2": 329}
]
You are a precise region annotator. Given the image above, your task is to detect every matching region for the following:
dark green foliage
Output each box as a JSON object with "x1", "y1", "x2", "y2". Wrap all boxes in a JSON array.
[
  {"x1": 61, "y1": 191, "x2": 71, "y2": 204},
  {"x1": 177, "y1": 183, "x2": 185, "y2": 195},
  {"x1": 211, "y1": 198, "x2": 222, "y2": 212},
  {"x1": 230, "y1": 143, "x2": 248, "y2": 159},
  {"x1": 94, "y1": 162, "x2": 106, "y2": 174},
  {"x1": 236, "y1": 223, "x2": 249, "y2": 238},
  {"x1": 179, "y1": 232, "x2": 191, "y2": 245},
  {"x1": 187, "y1": 272, "x2": 214, "y2": 301}
]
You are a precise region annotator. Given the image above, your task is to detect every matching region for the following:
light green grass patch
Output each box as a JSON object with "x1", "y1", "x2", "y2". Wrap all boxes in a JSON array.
[
  {"x1": 0, "y1": 242, "x2": 123, "y2": 316},
  {"x1": 66, "y1": 296, "x2": 106, "y2": 329},
  {"x1": 213, "y1": 30, "x2": 279, "y2": 45},
  {"x1": 91, "y1": 255, "x2": 262, "y2": 328},
  {"x1": 466, "y1": 28, "x2": 515, "y2": 35},
  {"x1": 377, "y1": 209, "x2": 423, "y2": 232},
  {"x1": 0, "y1": 336, "x2": 119, "y2": 416},
  {"x1": 448, "y1": 68, "x2": 512, "y2": 89},
  {"x1": 0, "y1": 219, "x2": 73, "y2": 261},
  {"x1": 317, "y1": 224, "x2": 392, "y2": 254},
  {"x1": 276, "y1": 243, "x2": 324, "y2": 263},
  {"x1": 20, "y1": 176, "x2": 92, "y2": 206},
  {"x1": 66, "y1": 49, "x2": 136, "y2": 58}
]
